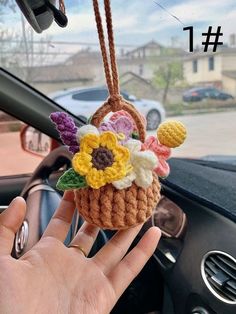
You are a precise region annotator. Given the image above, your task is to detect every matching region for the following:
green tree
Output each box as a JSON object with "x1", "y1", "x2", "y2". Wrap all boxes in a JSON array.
[{"x1": 153, "y1": 61, "x2": 183, "y2": 104}]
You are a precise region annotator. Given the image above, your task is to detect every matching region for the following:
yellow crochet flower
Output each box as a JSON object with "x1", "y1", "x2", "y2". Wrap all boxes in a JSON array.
[{"x1": 72, "y1": 131, "x2": 130, "y2": 189}]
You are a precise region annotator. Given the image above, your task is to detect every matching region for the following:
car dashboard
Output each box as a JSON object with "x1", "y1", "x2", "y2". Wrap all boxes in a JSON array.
[{"x1": 150, "y1": 158, "x2": 236, "y2": 314}]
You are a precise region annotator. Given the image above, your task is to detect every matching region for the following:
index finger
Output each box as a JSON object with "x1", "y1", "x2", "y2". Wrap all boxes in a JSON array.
[{"x1": 42, "y1": 191, "x2": 75, "y2": 242}]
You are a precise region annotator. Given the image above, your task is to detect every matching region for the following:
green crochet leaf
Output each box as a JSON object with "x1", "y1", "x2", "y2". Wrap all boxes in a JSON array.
[{"x1": 56, "y1": 168, "x2": 88, "y2": 191}]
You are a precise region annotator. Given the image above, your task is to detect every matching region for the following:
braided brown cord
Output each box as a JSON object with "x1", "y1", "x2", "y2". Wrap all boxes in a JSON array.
[
  {"x1": 89, "y1": 188, "x2": 101, "y2": 226},
  {"x1": 146, "y1": 186, "x2": 154, "y2": 218},
  {"x1": 147, "y1": 175, "x2": 161, "y2": 217},
  {"x1": 112, "y1": 189, "x2": 126, "y2": 227},
  {"x1": 100, "y1": 184, "x2": 113, "y2": 228},
  {"x1": 104, "y1": 0, "x2": 119, "y2": 95},
  {"x1": 137, "y1": 188, "x2": 148, "y2": 223},
  {"x1": 125, "y1": 185, "x2": 138, "y2": 226},
  {"x1": 91, "y1": 0, "x2": 146, "y2": 141},
  {"x1": 93, "y1": 0, "x2": 114, "y2": 95}
]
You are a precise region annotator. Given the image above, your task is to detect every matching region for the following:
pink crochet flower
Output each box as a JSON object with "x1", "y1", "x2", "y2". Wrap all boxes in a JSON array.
[
  {"x1": 110, "y1": 110, "x2": 147, "y2": 132},
  {"x1": 142, "y1": 136, "x2": 171, "y2": 178},
  {"x1": 99, "y1": 116, "x2": 133, "y2": 143}
]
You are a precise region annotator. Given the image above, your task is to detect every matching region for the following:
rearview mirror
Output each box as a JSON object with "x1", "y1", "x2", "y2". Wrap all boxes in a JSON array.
[{"x1": 20, "y1": 125, "x2": 52, "y2": 157}]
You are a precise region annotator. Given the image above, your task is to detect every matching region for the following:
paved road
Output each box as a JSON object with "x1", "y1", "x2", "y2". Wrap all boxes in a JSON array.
[
  {"x1": 165, "y1": 111, "x2": 236, "y2": 158},
  {"x1": 1, "y1": 111, "x2": 236, "y2": 176}
]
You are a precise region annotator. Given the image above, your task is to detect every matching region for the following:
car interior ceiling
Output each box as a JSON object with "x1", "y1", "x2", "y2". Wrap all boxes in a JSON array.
[{"x1": 0, "y1": 69, "x2": 236, "y2": 314}]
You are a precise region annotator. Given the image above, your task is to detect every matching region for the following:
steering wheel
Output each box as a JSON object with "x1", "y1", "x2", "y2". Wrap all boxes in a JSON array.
[{"x1": 13, "y1": 146, "x2": 108, "y2": 258}]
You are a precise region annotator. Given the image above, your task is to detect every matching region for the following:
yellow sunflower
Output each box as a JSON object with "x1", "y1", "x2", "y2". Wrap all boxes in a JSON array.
[{"x1": 72, "y1": 131, "x2": 130, "y2": 189}]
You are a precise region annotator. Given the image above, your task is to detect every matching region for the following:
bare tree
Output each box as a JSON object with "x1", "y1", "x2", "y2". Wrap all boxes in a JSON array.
[
  {"x1": 0, "y1": 29, "x2": 18, "y2": 67},
  {"x1": 16, "y1": 15, "x2": 53, "y2": 82},
  {"x1": 0, "y1": 2, "x2": 53, "y2": 83}
]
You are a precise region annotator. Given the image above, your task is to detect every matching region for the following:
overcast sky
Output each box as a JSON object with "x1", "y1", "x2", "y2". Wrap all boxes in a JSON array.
[
  {"x1": 2, "y1": 0, "x2": 236, "y2": 50},
  {"x1": 43, "y1": 0, "x2": 236, "y2": 46}
]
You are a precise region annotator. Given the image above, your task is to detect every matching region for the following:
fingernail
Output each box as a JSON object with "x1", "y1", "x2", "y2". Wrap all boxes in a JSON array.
[{"x1": 9, "y1": 197, "x2": 22, "y2": 206}]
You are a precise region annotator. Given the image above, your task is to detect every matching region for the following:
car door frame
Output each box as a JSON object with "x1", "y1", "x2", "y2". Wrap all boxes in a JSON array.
[{"x1": 0, "y1": 68, "x2": 84, "y2": 204}]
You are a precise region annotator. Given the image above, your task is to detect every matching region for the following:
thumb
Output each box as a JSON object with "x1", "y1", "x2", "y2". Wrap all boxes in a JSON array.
[{"x1": 0, "y1": 197, "x2": 26, "y2": 256}]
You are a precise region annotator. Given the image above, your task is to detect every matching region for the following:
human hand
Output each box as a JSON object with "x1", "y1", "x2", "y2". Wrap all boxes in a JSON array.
[{"x1": 0, "y1": 191, "x2": 161, "y2": 314}]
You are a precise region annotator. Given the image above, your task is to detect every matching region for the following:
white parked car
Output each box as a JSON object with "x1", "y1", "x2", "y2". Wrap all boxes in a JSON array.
[{"x1": 49, "y1": 87, "x2": 165, "y2": 130}]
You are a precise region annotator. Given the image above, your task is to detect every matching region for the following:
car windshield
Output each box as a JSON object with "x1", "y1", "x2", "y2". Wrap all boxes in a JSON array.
[{"x1": 1, "y1": 0, "x2": 236, "y2": 160}]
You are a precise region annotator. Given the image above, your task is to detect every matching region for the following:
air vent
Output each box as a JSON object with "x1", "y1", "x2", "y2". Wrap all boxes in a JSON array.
[{"x1": 201, "y1": 251, "x2": 236, "y2": 304}]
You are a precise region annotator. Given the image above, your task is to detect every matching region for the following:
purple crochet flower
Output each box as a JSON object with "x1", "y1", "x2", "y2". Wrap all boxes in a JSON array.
[
  {"x1": 99, "y1": 116, "x2": 133, "y2": 143},
  {"x1": 50, "y1": 112, "x2": 79, "y2": 154}
]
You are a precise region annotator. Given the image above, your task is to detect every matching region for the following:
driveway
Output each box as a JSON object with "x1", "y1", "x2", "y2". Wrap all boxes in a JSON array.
[{"x1": 149, "y1": 111, "x2": 236, "y2": 158}]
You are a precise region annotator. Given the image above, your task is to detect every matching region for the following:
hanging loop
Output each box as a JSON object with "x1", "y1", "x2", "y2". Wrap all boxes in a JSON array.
[
  {"x1": 107, "y1": 94, "x2": 124, "y2": 112},
  {"x1": 92, "y1": 0, "x2": 146, "y2": 141}
]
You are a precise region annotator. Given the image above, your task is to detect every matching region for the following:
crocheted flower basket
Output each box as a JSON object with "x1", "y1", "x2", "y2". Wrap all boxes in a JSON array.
[
  {"x1": 75, "y1": 97, "x2": 161, "y2": 229},
  {"x1": 49, "y1": 0, "x2": 187, "y2": 230},
  {"x1": 50, "y1": 97, "x2": 186, "y2": 230}
]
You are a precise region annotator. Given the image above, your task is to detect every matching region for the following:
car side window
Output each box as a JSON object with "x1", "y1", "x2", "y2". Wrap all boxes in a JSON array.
[
  {"x1": 72, "y1": 91, "x2": 94, "y2": 101},
  {"x1": 72, "y1": 89, "x2": 109, "y2": 101},
  {"x1": 0, "y1": 111, "x2": 46, "y2": 176},
  {"x1": 204, "y1": 88, "x2": 214, "y2": 97},
  {"x1": 94, "y1": 89, "x2": 109, "y2": 101},
  {"x1": 208, "y1": 89, "x2": 218, "y2": 97},
  {"x1": 121, "y1": 92, "x2": 130, "y2": 100}
]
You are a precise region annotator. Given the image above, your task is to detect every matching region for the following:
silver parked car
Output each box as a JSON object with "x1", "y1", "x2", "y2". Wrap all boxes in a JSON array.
[{"x1": 49, "y1": 87, "x2": 165, "y2": 130}]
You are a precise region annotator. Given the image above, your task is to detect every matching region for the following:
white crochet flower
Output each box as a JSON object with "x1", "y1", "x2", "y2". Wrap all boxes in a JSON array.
[
  {"x1": 112, "y1": 171, "x2": 136, "y2": 190},
  {"x1": 76, "y1": 124, "x2": 99, "y2": 143},
  {"x1": 112, "y1": 139, "x2": 158, "y2": 189}
]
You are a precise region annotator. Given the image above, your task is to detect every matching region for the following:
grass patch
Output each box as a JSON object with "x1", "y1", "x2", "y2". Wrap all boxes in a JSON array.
[{"x1": 165, "y1": 99, "x2": 236, "y2": 116}]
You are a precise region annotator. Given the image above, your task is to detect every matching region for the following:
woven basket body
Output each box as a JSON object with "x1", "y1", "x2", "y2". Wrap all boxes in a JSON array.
[{"x1": 74, "y1": 175, "x2": 161, "y2": 230}]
